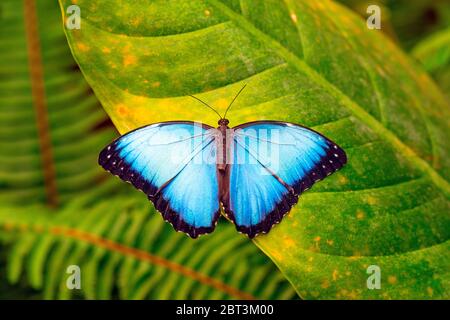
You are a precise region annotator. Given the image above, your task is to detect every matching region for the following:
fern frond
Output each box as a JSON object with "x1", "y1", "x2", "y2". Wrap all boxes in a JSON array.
[
  {"x1": 0, "y1": 0, "x2": 116, "y2": 206},
  {"x1": 0, "y1": 195, "x2": 297, "y2": 300}
]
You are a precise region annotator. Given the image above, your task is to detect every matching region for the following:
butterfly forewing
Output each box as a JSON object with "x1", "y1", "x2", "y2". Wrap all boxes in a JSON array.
[
  {"x1": 98, "y1": 121, "x2": 220, "y2": 238},
  {"x1": 225, "y1": 121, "x2": 347, "y2": 238}
]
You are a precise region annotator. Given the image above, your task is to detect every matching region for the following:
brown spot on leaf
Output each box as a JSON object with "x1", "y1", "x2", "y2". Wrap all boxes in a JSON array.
[
  {"x1": 117, "y1": 104, "x2": 128, "y2": 116},
  {"x1": 77, "y1": 42, "x2": 90, "y2": 52},
  {"x1": 388, "y1": 276, "x2": 397, "y2": 284},
  {"x1": 217, "y1": 65, "x2": 226, "y2": 73},
  {"x1": 321, "y1": 280, "x2": 330, "y2": 289}
]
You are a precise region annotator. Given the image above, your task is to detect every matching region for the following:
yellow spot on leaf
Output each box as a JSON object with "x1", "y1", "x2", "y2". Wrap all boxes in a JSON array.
[
  {"x1": 204, "y1": 9, "x2": 211, "y2": 16},
  {"x1": 321, "y1": 280, "x2": 330, "y2": 289},
  {"x1": 314, "y1": 236, "x2": 321, "y2": 242},
  {"x1": 77, "y1": 43, "x2": 90, "y2": 52},
  {"x1": 356, "y1": 210, "x2": 365, "y2": 220},
  {"x1": 130, "y1": 17, "x2": 142, "y2": 27},
  {"x1": 151, "y1": 81, "x2": 161, "y2": 88},
  {"x1": 388, "y1": 276, "x2": 397, "y2": 284},
  {"x1": 102, "y1": 47, "x2": 111, "y2": 54},
  {"x1": 427, "y1": 287, "x2": 433, "y2": 297},
  {"x1": 366, "y1": 195, "x2": 377, "y2": 205},
  {"x1": 217, "y1": 65, "x2": 226, "y2": 73},
  {"x1": 326, "y1": 239, "x2": 334, "y2": 246},
  {"x1": 338, "y1": 175, "x2": 348, "y2": 185},
  {"x1": 123, "y1": 54, "x2": 137, "y2": 67},
  {"x1": 117, "y1": 104, "x2": 129, "y2": 116},
  {"x1": 269, "y1": 250, "x2": 282, "y2": 261},
  {"x1": 332, "y1": 270, "x2": 338, "y2": 281},
  {"x1": 290, "y1": 13, "x2": 298, "y2": 23},
  {"x1": 283, "y1": 237, "x2": 296, "y2": 248},
  {"x1": 3, "y1": 223, "x2": 14, "y2": 231},
  {"x1": 346, "y1": 290, "x2": 359, "y2": 299}
]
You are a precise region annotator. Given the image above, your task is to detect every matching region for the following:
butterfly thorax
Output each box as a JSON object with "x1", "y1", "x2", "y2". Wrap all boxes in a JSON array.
[{"x1": 218, "y1": 118, "x2": 229, "y2": 126}]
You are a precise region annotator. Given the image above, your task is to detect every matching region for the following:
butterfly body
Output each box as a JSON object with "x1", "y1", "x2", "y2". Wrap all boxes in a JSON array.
[{"x1": 99, "y1": 118, "x2": 346, "y2": 238}]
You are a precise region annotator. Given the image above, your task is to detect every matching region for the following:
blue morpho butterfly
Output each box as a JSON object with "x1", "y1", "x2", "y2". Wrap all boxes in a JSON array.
[{"x1": 99, "y1": 85, "x2": 347, "y2": 238}]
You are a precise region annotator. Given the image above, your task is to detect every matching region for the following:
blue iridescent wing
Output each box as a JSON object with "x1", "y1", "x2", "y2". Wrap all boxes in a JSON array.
[
  {"x1": 225, "y1": 121, "x2": 347, "y2": 238},
  {"x1": 99, "y1": 121, "x2": 220, "y2": 238}
]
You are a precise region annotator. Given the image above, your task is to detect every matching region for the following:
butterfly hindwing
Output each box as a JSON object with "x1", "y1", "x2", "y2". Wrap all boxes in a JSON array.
[
  {"x1": 226, "y1": 121, "x2": 347, "y2": 238},
  {"x1": 99, "y1": 121, "x2": 220, "y2": 238}
]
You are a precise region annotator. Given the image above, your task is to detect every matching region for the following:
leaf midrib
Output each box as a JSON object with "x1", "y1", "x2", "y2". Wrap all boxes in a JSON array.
[{"x1": 207, "y1": 0, "x2": 450, "y2": 198}]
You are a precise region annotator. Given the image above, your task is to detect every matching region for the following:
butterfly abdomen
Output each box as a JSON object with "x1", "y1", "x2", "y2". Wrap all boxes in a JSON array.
[{"x1": 216, "y1": 122, "x2": 229, "y2": 172}]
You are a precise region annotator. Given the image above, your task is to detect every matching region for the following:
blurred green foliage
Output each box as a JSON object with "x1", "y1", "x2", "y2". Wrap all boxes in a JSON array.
[
  {"x1": 339, "y1": 0, "x2": 450, "y2": 49},
  {"x1": 412, "y1": 27, "x2": 450, "y2": 101}
]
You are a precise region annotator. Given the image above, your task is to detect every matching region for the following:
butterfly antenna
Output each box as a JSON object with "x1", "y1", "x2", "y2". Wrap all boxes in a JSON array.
[
  {"x1": 189, "y1": 94, "x2": 222, "y2": 119},
  {"x1": 223, "y1": 84, "x2": 247, "y2": 119}
]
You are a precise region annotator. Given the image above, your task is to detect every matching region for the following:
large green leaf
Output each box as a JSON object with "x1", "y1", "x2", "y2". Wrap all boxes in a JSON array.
[{"x1": 61, "y1": 0, "x2": 450, "y2": 299}]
